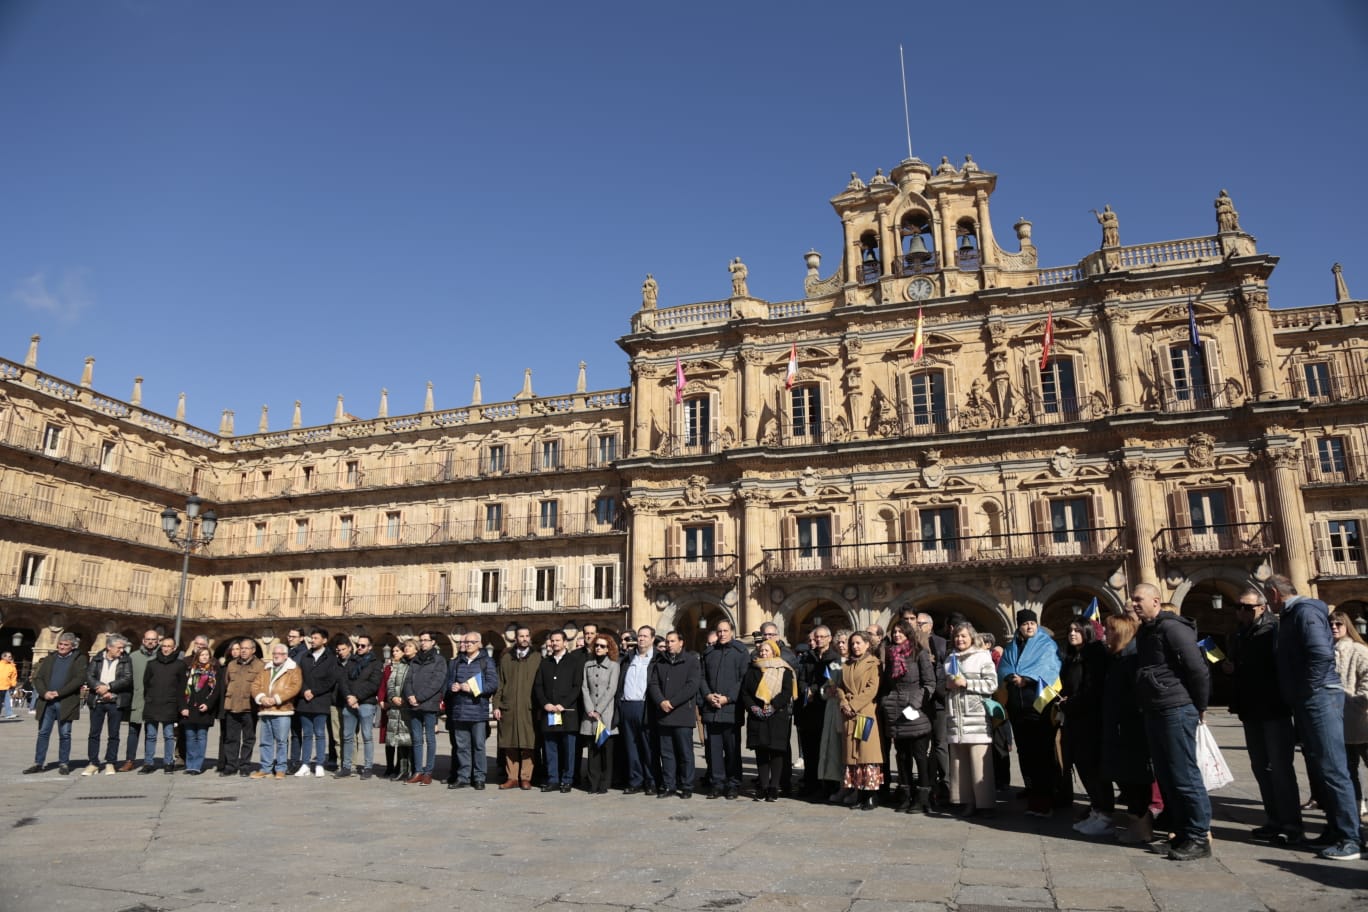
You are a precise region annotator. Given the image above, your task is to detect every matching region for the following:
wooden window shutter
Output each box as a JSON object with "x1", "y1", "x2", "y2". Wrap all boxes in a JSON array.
[
  {"x1": 1167, "y1": 489, "x2": 1192, "y2": 550},
  {"x1": 1090, "y1": 491, "x2": 1108, "y2": 551}
]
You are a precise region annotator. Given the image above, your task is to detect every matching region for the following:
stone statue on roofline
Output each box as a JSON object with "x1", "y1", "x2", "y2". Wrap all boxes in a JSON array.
[
  {"x1": 729, "y1": 257, "x2": 749, "y2": 297},
  {"x1": 1093, "y1": 205, "x2": 1120, "y2": 248},
  {"x1": 641, "y1": 274, "x2": 658, "y2": 310},
  {"x1": 1214, "y1": 190, "x2": 1241, "y2": 233}
]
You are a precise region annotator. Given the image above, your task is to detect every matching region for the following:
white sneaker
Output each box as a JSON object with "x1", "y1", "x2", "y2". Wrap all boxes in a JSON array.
[
  {"x1": 314, "y1": 766, "x2": 327, "y2": 778},
  {"x1": 1079, "y1": 813, "x2": 1114, "y2": 836},
  {"x1": 294, "y1": 765, "x2": 313, "y2": 778},
  {"x1": 1072, "y1": 810, "x2": 1100, "y2": 832},
  {"x1": 104, "y1": 765, "x2": 116, "y2": 776},
  {"x1": 81, "y1": 765, "x2": 98, "y2": 777}
]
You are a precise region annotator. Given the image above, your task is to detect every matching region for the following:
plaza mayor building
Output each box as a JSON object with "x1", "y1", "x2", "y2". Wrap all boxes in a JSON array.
[{"x1": 3, "y1": 152, "x2": 1365, "y2": 671}]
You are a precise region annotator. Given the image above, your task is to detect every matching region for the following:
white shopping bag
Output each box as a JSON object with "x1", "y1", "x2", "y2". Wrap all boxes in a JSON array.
[{"x1": 1196, "y1": 722, "x2": 1234, "y2": 791}]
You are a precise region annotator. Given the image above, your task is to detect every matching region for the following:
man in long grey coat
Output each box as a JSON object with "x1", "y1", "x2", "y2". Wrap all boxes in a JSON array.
[{"x1": 494, "y1": 626, "x2": 541, "y2": 789}]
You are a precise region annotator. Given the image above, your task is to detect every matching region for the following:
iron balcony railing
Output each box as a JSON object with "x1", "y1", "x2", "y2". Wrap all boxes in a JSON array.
[
  {"x1": 220, "y1": 586, "x2": 624, "y2": 620},
  {"x1": 763, "y1": 527, "x2": 1127, "y2": 578},
  {"x1": 2, "y1": 576, "x2": 182, "y2": 619},
  {"x1": 1289, "y1": 366, "x2": 1368, "y2": 403},
  {"x1": 1303, "y1": 451, "x2": 1368, "y2": 486},
  {"x1": 644, "y1": 554, "x2": 740, "y2": 588},
  {"x1": 1312, "y1": 547, "x2": 1368, "y2": 580},
  {"x1": 1154, "y1": 522, "x2": 1277, "y2": 558},
  {"x1": 0, "y1": 417, "x2": 204, "y2": 495},
  {"x1": 1156, "y1": 382, "x2": 1232, "y2": 414}
]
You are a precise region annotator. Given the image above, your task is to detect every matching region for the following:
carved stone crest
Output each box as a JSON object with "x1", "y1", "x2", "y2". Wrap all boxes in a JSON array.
[
  {"x1": 1050, "y1": 446, "x2": 1078, "y2": 478},
  {"x1": 1186, "y1": 433, "x2": 1216, "y2": 469},
  {"x1": 798, "y1": 467, "x2": 820, "y2": 498},
  {"x1": 684, "y1": 475, "x2": 709, "y2": 506}
]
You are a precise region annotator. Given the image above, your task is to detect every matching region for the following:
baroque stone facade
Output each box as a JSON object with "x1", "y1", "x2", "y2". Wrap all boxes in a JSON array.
[{"x1": 3, "y1": 153, "x2": 1366, "y2": 667}]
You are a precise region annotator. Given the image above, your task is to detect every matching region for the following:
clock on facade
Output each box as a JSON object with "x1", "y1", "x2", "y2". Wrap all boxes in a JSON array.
[{"x1": 906, "y1": 277, "x2": 934, "y2": 301}]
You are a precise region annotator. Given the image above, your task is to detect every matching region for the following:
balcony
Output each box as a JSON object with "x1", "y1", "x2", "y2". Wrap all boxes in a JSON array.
[
  {"x1": 225, "y1": 586, "x2": 624, "y2": 620},
  {"x1": 644, "y1": 554, "x2": 740, "y2": 589},
  {"x1": 2, "y1": 576, "x2": 180, "y2": 619},
  {"x1": 1154, "y1": 522, "x2": 1277, "y2": 560},
  {"x1": 1303, "y1": 451, "x2": 1368, "y2": 486},
  {"x1": 763, "y1": 527, "x2": 1128, "y2": 579},
  {"x1": 655, "y1": 433, "x2": 723, "y2": 458},
  {"x1": 1312, "y1": 548, "x2": 1368, "y2": 580},
  {"x1": 1289, "y1": 367, "x2": 1368, "y2": 403},
  {"x1": 0, "y1": 490, "x2": 171, "y2": 551},
  {"x1": 0, "y1": 418, "x2": 202, "y2": 494},
  {"x1": 1155, "y1": 382, "x2": 1233, "y2": 414}
]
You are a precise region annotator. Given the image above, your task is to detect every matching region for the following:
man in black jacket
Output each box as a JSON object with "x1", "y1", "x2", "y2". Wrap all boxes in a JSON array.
[
  {"x1": 797, "y1": 625, "x2": 839, "y2": 798},
  {"x1": 25, "y1": 632, "x2": 89, "y2": 775},
  {"x1": 1227, "y1": 588, "x2": 1302, "y2": 843},
  {"x1": 648, "y1": 631, "x2": 700, "y2": 799},
  {"x1": 83, "y1": 634, "x2": 133, "y2": 775},
  {"x1": 294, "y1": 627, "x2": 339, "y2": 778},
  {"x1": 533, "y1": 631, "x2": 583, "y2": 792},
  {"x1": 1132, "y1": 583, "x2": 1211, "y2": 861},
  {"x1": 337, "y1": 634, "x2": 383, "y2": 779},
  {"x1": 700, "y1": 620, "x2": 750, "y2": 800}
]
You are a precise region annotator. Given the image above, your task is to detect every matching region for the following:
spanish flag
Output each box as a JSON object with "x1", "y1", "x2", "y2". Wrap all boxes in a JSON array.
[
  {"x1": 674, "y1": 357, "x2": 687, "y2": 405},
  {"x1": 912, "y1": 307, "x2": 925, "y2": 362},
  {"x1": 1197, "y1": 637, "x2": 1226, "y2": 664},
  {"x1": 785, "y1": 342, "x2": 797, "y2": 390},
  {"x1": 1040, "y1": 308, "x2": 1055, "y2": 370},
  {"x1": 1033, "y1": 676, "x2": 1062, "y2": 714}
]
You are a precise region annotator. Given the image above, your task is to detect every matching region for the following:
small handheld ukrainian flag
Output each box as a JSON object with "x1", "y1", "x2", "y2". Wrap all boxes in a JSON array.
[
  {"x1": 1083, "y1": 597, "x2": 1100, "y2": 624},
  {"x1": 594, "y1": 719, "x2": 610, "y2": 747},
  {"x1": 1197, "y1": 637, "x2": 1226, "y2": 664},
  {"x1": 854, "y1": 715, "x2": 876, "y2": 741},
  {"x1": 467, "y1": 672, "x2": 483, "y2": 698},
  {"x1": 948, "y1": 654, "x2": 961, "y2": 678},
  {"x1": 1033, "y1": 676, "x2": 1062, "y2": 714}
]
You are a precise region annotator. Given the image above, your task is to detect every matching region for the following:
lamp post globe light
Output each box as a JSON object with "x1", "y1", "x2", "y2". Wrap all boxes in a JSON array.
[{"x1": 161, "y1": 494, "x2": 218, "y2": 647}]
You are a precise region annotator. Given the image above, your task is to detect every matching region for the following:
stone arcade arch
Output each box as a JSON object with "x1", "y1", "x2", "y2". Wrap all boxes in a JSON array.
[
  {"x1": 773, "y1": 586, "x2": 858, "y2": 645},
  {"x1": 881, "y1": 582, "x2": 1011, "y2": 642},
  {"x1": 1035, "y1": 573, "x2": 1125, "y2": 639},
  {"x1": 654, "y1": 592, "x2": 734, "y2": 654}
]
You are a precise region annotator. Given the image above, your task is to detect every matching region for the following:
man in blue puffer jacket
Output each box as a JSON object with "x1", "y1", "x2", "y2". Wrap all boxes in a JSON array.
[{"x1": 1267, "y1": 574, "x2": 1362, "y2": 862}]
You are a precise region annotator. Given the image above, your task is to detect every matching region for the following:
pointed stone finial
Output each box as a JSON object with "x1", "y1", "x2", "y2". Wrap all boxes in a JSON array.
[
  {"x1": 1333, "y1": 263, "x2": 1351, "y2": 303},
  {"x1": 378, "y1": 388, "x2": 389, "y2": 419},
  {"x1": 423, "y1": 381, "x2": 434, "y2": 413},
  {"x1": 80, "y1": 357, "x2": 94, "y2": 389},
  {"x1": 576, "y1": 361, "x2": 587, "y2": 393},
  {"x1": 24, "y1": 335, "x2": 39, "y2": 368},
  {"x1": 514, "y1": 368, "x2": 535, "y2": 401},
  {"x1": 334, "y1": 395, "x2": 345, "y2": 423},
  {"x1": 471, "y1": 375, "x2": 482, "y2": 406},
  {"x1": 291, "y1": 400, "x2": 302, "y2": 429},
  {"x1": 219, "y1": 409, "x2": 235, "y2": 436},
  {"x1": 176, "y1": 393, "x2": 186, "y2": 422},
  {"x1": 258, "y1": 405, "x2": 269, "y2": 433},
  {"x1": 131, "y1": 377, "x2": 143, "y2": 407}
]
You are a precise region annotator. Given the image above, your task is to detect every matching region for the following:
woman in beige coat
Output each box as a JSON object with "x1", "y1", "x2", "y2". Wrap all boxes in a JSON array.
[
  {"x1": 1330, "y1": 611, "x2": 1368, "y2": 818},
  {"x1": 839, "y1": 632, "x2": 884, "y2": 810}
]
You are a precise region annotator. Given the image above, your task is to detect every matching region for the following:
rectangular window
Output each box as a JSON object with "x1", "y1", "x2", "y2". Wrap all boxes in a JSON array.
[
  {"x1": 99, "y1": 440, "x2": 116, "y2": 470},
  {"x1": 90, "y1": 497, "x2": 111, "y2": 531},
  {"x1": 1317, "y1": 437, "x2": 1347, "y2": 478},
  {"x1": 433, "y1": 571, "x2": 451, "y2": 611},
  {"x1": 480, "y1": 570, "x2": 501, "y2": 604},
  {"x1": 130, "y1": 568, "x2": 150, "y2": 608},
  {"x1": 593, "y1": 564, "x2": 616, "y2": 601},
  {"x1": 683, "y1": 396, "x2": 711, "y2": 449},
  {"x1": 539, "y1": 499, "x2": 558, "y2": 530},
  {"x1": 378, "y1": 572, "x2": 396, "y2": 609},
  {"x1": 295, "y1": 518, "x2": 309, "y2": 547},
  {"x1": 595, "y1": 496, "x2": 617, "y2": 526},
  {"x1": 1328, "y1": 519, "x2": 1363, "y2": 566},
  {"x1": 908, "y1": 371, "x2": 947, "y2": 428},
  {"x1": 1048, "y1": 498, "x2": 1089, "y2": 556},
  {"x1": 1187, "y1": 488, "x2": 1230, "y2": 549},
  {"x1": 339, "y1": 514, "x2": 354, "y2": 544},
  {"x1": 535, "y1": 567, "x2": 557, "y2": 603},
  {"x1": 259, "y1": 470, "x2": 271, "y2": 494},
  {"x1": 34, "y1": 483, "x2": 56, "y2": 516},
  {"x1": 1303, "y1": 362, "x2": 1333, "y2": 399},
  {"x1": 247, "y1": 579, "x2": 260, "y2": 611},
  {"x1": 288, "y1": 577, "x2": 305, "y2": 609},
  {"x1": 1170, "y1": 344, "x2": 1211, "y2": 403},
  {"x1": 78, "y1": 560, "x2": 101, "y2": 592},
  {"x1": 540, "y1": 439, "x2": 561, "y2": 471},
  {"x1": 333, "y1": 575, "x2": 348, "y2": 608},
  {"x1": 253, "y1": 521, "x2": 267, "y2": 548},
  {"x1": 41, "y1": 424, "x2": 61, "y2": 456},
  {"x1": 919, "y1": 507, "x2": 959, "y2": 558},
  {"x1": 1040, "y1": 358, "x2": 1079, "y2": 418},
  {"x1": 797, "y1": 515, "x2": 832, "y2": 557},
  {"x1": 683, "y1": 524, "x2": 715, "y2": 561},
  {"x1": 486, "y1": 445, "x2": 506, "y2": 474},
  {"x1": 597, "y1": 434, "x2": 617, "y2": 465},
  {"x1": 301, "y1": 465, "x2": 315, "y2": 489},
  {"x1": 485, "y1": 503, "x2": 504, "y2": 533},
  {"x1": 789, "y1": 386, "x2": 823, "y2": 441},
  {"x1": 345, "y1": 460, "x2": 359, "y2": 486},
  {"x1": 221, "y1": 581, "x2": 234, "y2": 611},
  {"x1": 385, "y1": 511, "x2": 401, "y2": 541}
]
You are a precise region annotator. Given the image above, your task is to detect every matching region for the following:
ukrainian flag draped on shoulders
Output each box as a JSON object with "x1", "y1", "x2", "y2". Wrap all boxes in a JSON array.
[{"x1": 997, "y1": 630, "x2": 1062, "y2": 717}]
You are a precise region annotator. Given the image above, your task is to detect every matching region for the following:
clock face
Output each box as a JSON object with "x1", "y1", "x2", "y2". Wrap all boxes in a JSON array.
[{"x1": 906, "y1": 277, "x2": 934, "y2": 301}]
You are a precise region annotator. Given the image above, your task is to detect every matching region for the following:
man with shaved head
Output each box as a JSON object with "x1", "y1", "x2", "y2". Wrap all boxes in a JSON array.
[{"x1": 1131, "y1": 582, "x2": 1211, "y2": 861}]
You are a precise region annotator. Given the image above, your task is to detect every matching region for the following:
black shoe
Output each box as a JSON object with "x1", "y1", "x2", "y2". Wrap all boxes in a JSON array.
[
  {"x1": 541, "y1": 784, "x2": 557, "y2": 793},
  {"x1": 725, "y1": 788, "x2": 739, "y2": 801},
  {"x1": 164, "y1": 766, "x2": 175, "y2": 775},
  {"x1": 447, "y1": 781, "x2": 461, "y2": 790},
  {"x1": 239, "y1": 768, "x2": 251, "y2": 777},
  {"x1": 624, "y1": 786, "x2": 642, "y2": 795},
  {"x1": 1273, "y1": 832, "x2": 1304, "y2": 847},
  {"x1": 473, "y1": 781, "x2": 485, "y2": 790},
  {"x1": 707, "y1": 791, "x2": 722, "y2": 799},
  {"x1": 1167, "y1": 839, "x2": 1212, "y2": 861},
  {"x1": 657, "y1": 789, "x2": 672, "y2": 799},
  {"x1": 138, "y1": 765, "x2": 157, "y2": 775},
  {"x1": 1250, "y1": 825, "x2": 1279, "y2": 840},
  {"x1": 184, "y1": 769, "x2": 202, "y2": 776},
  {"x1": 217, "y1": 769, "x2": 233, "y2": 777},
  {"x1": 22, "y1": 764, "x2": 43, "y2": 774},
  {"x1": 335, "y1": 769, "x2": 353, "y2": 779},
  {"x1": 58, "y1": 764, "x2": 71, "y2": 776},
  {"x1": 560, "y1": 783, "x2": 572, "y2": 793},
  {"x1": 287, "y1": 762, "x2": 300, "y2": 775},
  {"x1": 765, "y1": 788, "x2": 778, "y2": 803},
  {"x1": 679, "y1": 789, "x2": 692, "y2": 799},
  {"x1": 643, "y1": 783, "x2": 656, "y2": 795},
  {"x1": 359, "y1": 769, "x2": 373, "y2": 781}
]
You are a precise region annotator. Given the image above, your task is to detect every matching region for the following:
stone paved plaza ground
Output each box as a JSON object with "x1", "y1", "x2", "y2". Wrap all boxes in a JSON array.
[{"x1": 0, "y1": 710, "x2": 1363, "y2": 912}]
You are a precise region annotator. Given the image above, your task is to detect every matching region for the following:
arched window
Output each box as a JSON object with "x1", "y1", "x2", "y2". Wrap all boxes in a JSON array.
[
  {"x1": 955, "y1": 218, "x2": 980, "y2": 269},
  {"x1": 859, "y1": 231, "x2": 881, "y2": 284},
  {"x1": 899, "y1": 212, "x2": 935, "y2": 276}
]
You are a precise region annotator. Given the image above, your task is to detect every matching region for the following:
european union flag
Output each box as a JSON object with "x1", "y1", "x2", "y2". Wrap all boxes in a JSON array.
[{"x1": 1188, "y1": 298, "x2": 1202, "y2": 353}]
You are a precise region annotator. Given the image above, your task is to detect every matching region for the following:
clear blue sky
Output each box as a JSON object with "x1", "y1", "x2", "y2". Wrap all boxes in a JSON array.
[{"x1": 3, "y1": 0, "x2": 1366, "y2": 431}]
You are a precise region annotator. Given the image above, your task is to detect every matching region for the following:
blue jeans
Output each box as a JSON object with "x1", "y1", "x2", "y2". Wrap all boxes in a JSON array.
[
  {"x1": 340, "y1": 703, "x2": 376, "y2": 771},
  {"x1": 657, "y1": 725, "x2": 694, "y2": 792},
  {"x1": 1241, "y1": 715, "x2": 1303, "y2": 834},
  {"x1": 543, "y1": 732, "x2": 576, "y2": 785},
  {"x1": 1, "y1": 689, "x2": 14, "y2": 718},
  {"x1": 87, "y1": 702, "x2": 123, "y2": 765},
  {"x1": 34, "y1": 702, "x2": 72, "y2": 765},
  {"x1": 144, "y1": 721, "x2": 175, "y2": 767},
  {"x1": 183, "y1": 724, "x2": 209, "y2": 771},
  {"x1": 619, "y1": 701, "x2": 656, "y2": 788},
  {"x1": 1293, "y1": 687, "x2": 1361, "y2": 845},
  {"x1": 259, "y1": 716, "x2": 292, "y2": 773},
  {"x1": 298, "y1": 713, "x2": 328, "y2": 767},
  {"x1": 409, "y1": 711, "x2": 438, "y2": 774},
  {"x1": 452, "y1": 720, "x2": 488, "y2": 784},
  {"x1": 1144, "y1": 704, "x2": 1211, "y2": 843}
]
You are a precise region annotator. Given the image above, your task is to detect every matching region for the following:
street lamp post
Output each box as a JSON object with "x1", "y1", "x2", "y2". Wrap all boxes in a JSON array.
[{"x1": 161, "y1": 494, "x2": 218, "y2": 647}]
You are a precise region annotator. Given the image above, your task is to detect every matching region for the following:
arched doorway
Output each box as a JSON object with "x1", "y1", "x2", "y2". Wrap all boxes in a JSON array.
[
  {"x1": 788, "y1": 599, "x2": 855, "y2": 647},
  {"x1": 673, "y1": 601, "x2": 733, "y2": 654},
  {"x1": 884, "y1": 582, "x2": 1011, "y2": 644}
]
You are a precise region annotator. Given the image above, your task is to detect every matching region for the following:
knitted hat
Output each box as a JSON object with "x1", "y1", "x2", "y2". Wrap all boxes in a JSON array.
[{"x1": 1016, "y1": 609, "x2": 1039, "y2": 626}]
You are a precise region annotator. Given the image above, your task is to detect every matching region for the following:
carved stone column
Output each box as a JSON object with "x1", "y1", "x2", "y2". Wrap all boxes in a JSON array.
[
  {"x1": 737, "y1": 489, "x2": 770, "y2": 635},
  {"x1": 877, "y1": 204, "x2": 894, "y2": 278},
  {"x1": 624, "y1": 496, "x2": 658, "y2": 629},
  {"x1": 974, "y1": 190, "x2": 995, "y2": 269},
  {"x1": 842, "y1": 213, "x2": 859, "y2": 285},
  {"x1": 1266, "y1": 445, "x2": 1312, "y2": 591},
  {"x1": 936, "y1": 198, "x2": 955, "y2": 271},
  {"x1": 1103, "y1": 303, "x2": 1139, "y2": 411},
  {"x1": 739, "y1": 349, "x2": 764, "y2": 445},
  {"x1": 1117, "y1": 453, "x2": 1160, "y2": 588},
  {"x1": 1241, "y1": 288, "x2": 1280, "y2": 400}
]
